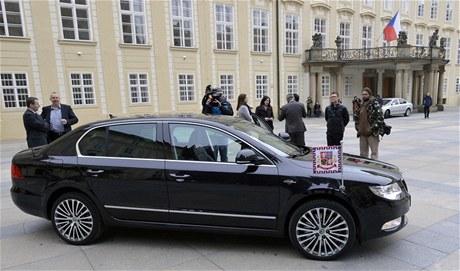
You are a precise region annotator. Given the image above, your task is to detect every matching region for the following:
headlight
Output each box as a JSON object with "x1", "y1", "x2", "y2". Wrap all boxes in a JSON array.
[{"x1": 369, "y1": 182, "x2": 402, "y2": 200}]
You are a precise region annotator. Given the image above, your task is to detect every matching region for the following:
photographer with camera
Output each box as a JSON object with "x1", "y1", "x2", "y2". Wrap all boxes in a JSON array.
[{"x1": 202, "y1": 87, "x2": 234, "y2": 116}]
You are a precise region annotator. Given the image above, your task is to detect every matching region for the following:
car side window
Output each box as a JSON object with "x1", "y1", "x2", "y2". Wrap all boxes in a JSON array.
[
  {"x1": 169, "y1": 124, "x2": 248, "y2": 163},
  {"x1": 399, "y1": 99, "x2": 406, "y2": 104},
  {"x1": 79, "y1": 127, "x2": 106, "y2": 156},
  {"x1": 79, "y1": 124, "x2": 163, "y2": 159}
]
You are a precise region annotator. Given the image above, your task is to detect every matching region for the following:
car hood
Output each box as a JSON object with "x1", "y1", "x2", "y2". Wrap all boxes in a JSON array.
[{"x1": 288, "y1": 152, "x2": 402, "y2": 186}]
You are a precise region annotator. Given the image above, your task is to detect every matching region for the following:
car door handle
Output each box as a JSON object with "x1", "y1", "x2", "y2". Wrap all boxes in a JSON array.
[
  {"x1": 87, "y1": 169, "x2": 104, "y2": 174},
  {"x1": 169, "y1": 173, "x2": 190, "y2": 182}
]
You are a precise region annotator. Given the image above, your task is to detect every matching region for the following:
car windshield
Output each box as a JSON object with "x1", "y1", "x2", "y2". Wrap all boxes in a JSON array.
[
  {"x1": 226, "y1": 120, "x2": 303, "y2": 157},
  {"x1": 382, "y1": 99, "x2": 392, "y2": 105}
]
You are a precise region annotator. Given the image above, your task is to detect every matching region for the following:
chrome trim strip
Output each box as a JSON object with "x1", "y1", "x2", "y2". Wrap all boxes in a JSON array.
[
  {"x1": 169, "y1": 210, "x2": 276, "y2": 220},
  {"x1": 104, "y1": 205, "x2": 276, "y2": 220},
  {"x1": 164, "y1": 159, "x2": 276, "y2": 167},
  {"x1": 105, "y1": 205, "x2": 169, "y2": 213}
]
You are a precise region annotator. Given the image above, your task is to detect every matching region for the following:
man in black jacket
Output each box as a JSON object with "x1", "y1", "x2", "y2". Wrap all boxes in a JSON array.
[
  {"x1": 41, "y1": 92, "x2": 78, "y2": 142},
  {"x1": 325, "y1": 92, "x2": 349, "y2": 146},
  {"x1": 23, "y1": 97, "x2": 49, "y2": 148}
]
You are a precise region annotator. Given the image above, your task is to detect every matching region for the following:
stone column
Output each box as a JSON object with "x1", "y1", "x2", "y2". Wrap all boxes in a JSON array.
[
  {"x1": 395, "y1": 69, "x2": 403, "y2": 98},
  {"x1": 316, "y1": 73, "x2": 322, "y2": 103},
  {"x1": 336, "y1": 72, "x2": 343, "y2": 98},
  {"x1": 309, "y1": 72, "x2": 317, "y2": 104},
  {"x1": 377, "y1": 69, "x2": 384, "y2": 97},
  {"x1": 411, "y1": 71, "x2": 418, "y2": 105},
  {"x1": 402, "y1": 70, "x2": 409, "y2": 100},
  {"x1": 437, "y1": 66, "x2": 445, "y2": 105},
  {"x1": 418, "y1": 73, "x2": 424, "y2": 105}
]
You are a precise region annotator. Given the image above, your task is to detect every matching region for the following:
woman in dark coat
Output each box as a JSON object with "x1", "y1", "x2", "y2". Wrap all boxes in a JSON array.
[{"x1": 255, "y1": 96, "x2": 274, "y2": 130}]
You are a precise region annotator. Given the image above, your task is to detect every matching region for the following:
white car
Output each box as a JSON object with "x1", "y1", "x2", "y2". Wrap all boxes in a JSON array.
[{"x1": 381, "y1": 98, "x2": 413, "y2": 118}]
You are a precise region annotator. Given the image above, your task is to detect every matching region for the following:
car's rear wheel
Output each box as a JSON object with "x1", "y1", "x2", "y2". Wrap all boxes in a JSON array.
[
  {"x1": 404, "y1": 108, "x2": 411, "y2": 116},
  {"x1": 384, "y1": 110, "x2": 391, "y2": 118},
  {"x1": 289, "y1": 199, "x2": 356, "y2": 261},
  {"x1": 51, "y1": 192, "x2": 104, "y2": 245}
]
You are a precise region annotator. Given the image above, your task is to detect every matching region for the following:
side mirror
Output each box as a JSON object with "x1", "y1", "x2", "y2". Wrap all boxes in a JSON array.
[
  {"x1": 236, "y1": 149, "x2": 264, "y2": 165},
  {"x1": 278, "y1": 132, "x2": 291, "y2": 141}
]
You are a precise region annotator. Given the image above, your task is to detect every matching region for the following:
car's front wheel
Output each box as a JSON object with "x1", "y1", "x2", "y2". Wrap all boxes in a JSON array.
[
  {"x1": 289, "y1": 199, "x2": 356, "y2": 261},
  {"x1": 404, "y1": 108, "x2": 411, "y2": 116},
  {"x1": 384, "y1": 110, "x2": 391, "y2": 118},
  {"x1": 51, "y1": 192, "x2": 104, "y2": 245}
]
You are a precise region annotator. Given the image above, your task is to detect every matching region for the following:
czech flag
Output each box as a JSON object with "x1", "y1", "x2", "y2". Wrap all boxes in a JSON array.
[{"x1": 383, "y1": 12, "x2": 401, "y2": 42}]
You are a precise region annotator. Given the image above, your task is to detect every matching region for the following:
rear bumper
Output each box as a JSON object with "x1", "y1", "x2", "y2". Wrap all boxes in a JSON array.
[{"x1": 11, "y1": 186, "x2": 46, "y2": 218}]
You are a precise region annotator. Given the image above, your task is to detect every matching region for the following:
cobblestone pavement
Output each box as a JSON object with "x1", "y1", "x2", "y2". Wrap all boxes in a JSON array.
[{"x1": 1, "y1": 107, "x2": 459, "y2": 270}]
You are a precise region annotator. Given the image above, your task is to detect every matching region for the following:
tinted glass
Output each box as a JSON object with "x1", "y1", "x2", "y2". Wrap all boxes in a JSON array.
[
  {"x1": 169, "y1": 124, "x2": 249, "y2": 163},
  {"x1": 107, "y1": 123, "x2": 162, "y2": 159},
  {"x1": 79, "y1": 127, "x2": 106, "y2": 156}
]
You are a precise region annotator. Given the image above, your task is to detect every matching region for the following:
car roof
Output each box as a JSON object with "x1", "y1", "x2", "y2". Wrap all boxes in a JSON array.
[{"x1": 82, "y1": 113, "x2": 244, "y2": 129}]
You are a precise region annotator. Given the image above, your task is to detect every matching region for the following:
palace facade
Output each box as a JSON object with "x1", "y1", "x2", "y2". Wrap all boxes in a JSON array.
[{"x1": 1, "y1": 0, "x2": 459, "y2": 140}]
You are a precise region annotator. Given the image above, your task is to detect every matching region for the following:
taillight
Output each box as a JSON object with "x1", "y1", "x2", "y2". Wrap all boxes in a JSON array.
[{"x1": 11, "y1": 163, "x2": 24, "y2": 179}]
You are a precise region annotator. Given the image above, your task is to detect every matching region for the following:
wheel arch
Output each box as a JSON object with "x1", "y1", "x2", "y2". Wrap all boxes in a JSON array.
[{"x1": 282, "y1": 193, "x2": 361, "y2": 239}]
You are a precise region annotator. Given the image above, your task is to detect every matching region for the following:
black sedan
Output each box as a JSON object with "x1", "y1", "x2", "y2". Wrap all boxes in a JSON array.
[{"x1": 10, "y1": 114, "x2": 410, "y2": 260}]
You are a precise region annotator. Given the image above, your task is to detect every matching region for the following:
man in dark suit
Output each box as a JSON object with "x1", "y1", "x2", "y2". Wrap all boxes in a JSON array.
[
  {"x1": 23, "y1": 97, "x2": 49, "y2": 148},
  {"x1": 41, "y1": 92, "x2": 78, "y2": 142},
  {"x1": 278, "y1": 94, "x2": 307, "y2": 146}
]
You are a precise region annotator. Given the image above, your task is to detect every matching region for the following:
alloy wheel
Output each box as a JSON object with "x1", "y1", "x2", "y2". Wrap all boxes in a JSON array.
[{"x1": 54, "y1": 198, "x2": 94, "y2": 242}]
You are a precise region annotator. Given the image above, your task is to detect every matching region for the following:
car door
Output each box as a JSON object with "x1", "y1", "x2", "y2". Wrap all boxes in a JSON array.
[
  {"x1": 398, "y1": 98, "x2": 408, "y2": 113},
  {"x1": 390, "y1": 98, "x2": 400, "y2": 114},
  {"x1": 165, "y1": 122, "x2": 279, "y2": 230},
  {"x1": 77, "y1": 123, "x2": 168, "y2": 222}
]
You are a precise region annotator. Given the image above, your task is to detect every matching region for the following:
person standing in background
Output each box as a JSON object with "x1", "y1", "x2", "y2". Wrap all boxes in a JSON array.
[
  {"x1": 325, "y1": 92, "x2": 349, "y2": 146},
  {"x1": 422, "y1": 92, "x2": 433, "y2": 118},
  {"x1": 41, "y1": 92, "x2": 78, "y2": 142},
  {"x1": 23, "y1": 97, "x2": 49, "y2": 148},
  {"x1": 353, "y1": 87, "x2": 384, "y2": 160},
  {"x1": 255, "y1": 96, "x2": 274, "y2": 130},
  {"x1": 278, "y1": 94, "x2": 307, "y2": 146},
  {"x1": 236, "y1": 93, "x2": 253, "y2": 122}
]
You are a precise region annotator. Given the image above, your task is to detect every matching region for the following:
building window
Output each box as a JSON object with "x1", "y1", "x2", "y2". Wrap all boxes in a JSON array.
[
  {"x1": 322, "y1": 75, "x2": 330, "y2": 97},
  {"x1": 445, "y1": 0, "x2": 453, "y2": 21},
  {"x1": 59, "y1": 0, "x2": 91, "y2": 41},
  {"x1": 457, "y1": 39, "x2": 460, "y2": 64},
  {"x1": 171, "y1": 0, "x2": 193, "y2": 47},
  {"x1": 363, "y1": 0, "x2": 373, "y2": 7},
  {"x1": 402, "y1": 0, "x2": 409, "y2": 14},
  {"x1": 344, "y1": 76, "x2": 352, "y2": 97},
  {"x1": 1, "y1": 73, "x2": 28, "y2": 108},
  {"x1": 253, "y1": 9, "x2": 269, "y2": 52},
  {"x1": 120, "y1": 0, "x2": 146, "y2": 44},
  {"x1": 129, "y1": 73, "x2": 149, "y2": 103},
  {"x1": 215, "y1": 3, "x2": 234, "y2": 50},
  {"x1": 416, "y1": 34, "x2": 423, "y2": 47},
  {"x1": 445, "y1": 38, "x2": 451, "y2": 59},
  {"x1": 178, "y1": 74, "x2": 194, "y2": 101},
  {"x1": 285, "y1": 14, "x2": 299, "y2": 54},
  {"x1": 70, "y1": 73, "x2": 95, "y2": 105},
  {"x1": 339, "y1": 22, "x2": 351, "y2": 49},
  {"x1": 255, "y1": 75, "x2": 268, "y2": 99},
  {"x1": 287, "y1": 75, "x2": 298, "y2": 94},
  {"x1": 456, "y1": 78, "x2": 460, "y2": 93},
  {"x1": 362, "y1": 25, "x2": 372, "y2": 48},
  {"x1": 430, "y1": 0, "x2": 438, "y2": 19},
  {"x1": 417, "y1": 0, "x2": 424, "y2": 17},
  {"x1": 314, "y1": 18, "x2": 326, "y2": 48},
  {"x1": 384, "y1": 0, "x2": 392, "y2": 10},
  {"x1": 0, "y1": 0, "x2": 24, "y2": 37},
  {"x1": 219, "y1": 74, "x2": 234, "y2": 100}
]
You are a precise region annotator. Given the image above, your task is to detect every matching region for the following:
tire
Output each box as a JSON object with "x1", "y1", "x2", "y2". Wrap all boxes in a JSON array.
[
  {"x1": 384, "y1": 110, "x2": 391, "y2": 119},
  {"x1": 288, "y1": 199, "x2": 356, "y2": 261},
  {"x1": 51, "y1": 192, "x2": 104, "y2": 245},
  {"x1": 404, "y1": 108, "x2": 411, "y2": 116}
]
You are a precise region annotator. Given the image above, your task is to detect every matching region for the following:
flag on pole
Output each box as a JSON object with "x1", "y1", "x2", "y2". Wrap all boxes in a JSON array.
[{"x1": 383, "y1": 11, "x2": 401, "y2": 42}]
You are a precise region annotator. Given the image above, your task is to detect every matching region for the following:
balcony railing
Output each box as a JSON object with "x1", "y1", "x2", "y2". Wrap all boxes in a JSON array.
[{"x1": 306, "y1": 46, "x2": 445, "y2": 62}]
